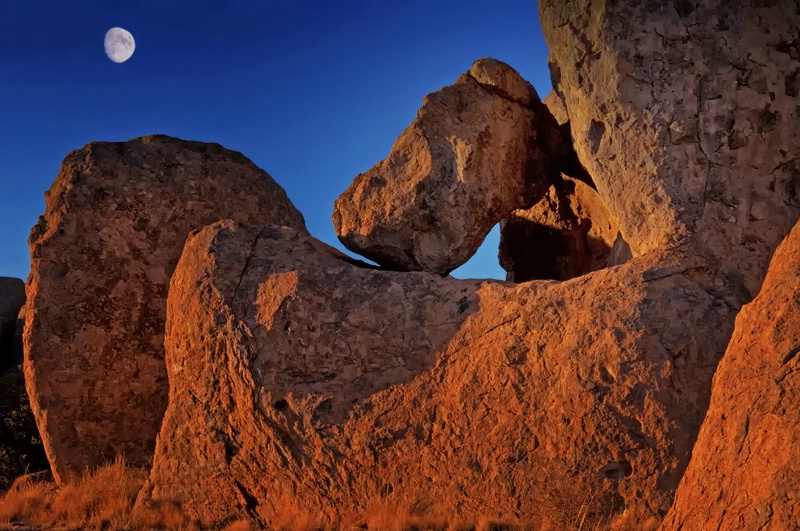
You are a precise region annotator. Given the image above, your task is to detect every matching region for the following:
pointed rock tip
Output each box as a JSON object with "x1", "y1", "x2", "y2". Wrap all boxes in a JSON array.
[{"x1": 469, "y1": 57, "x2": 540, "y2": 106}]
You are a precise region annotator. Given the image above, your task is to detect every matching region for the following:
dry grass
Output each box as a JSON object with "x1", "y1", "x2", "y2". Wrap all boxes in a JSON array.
[
  {"x1": 0, "y1": 457, "x2": 213, "y2": 531},
  {"x1": 0, "y1": 462, "x2": 640, "y2": 530},
  {"x1": 0, "y1": 468, "x2": 520, "y2": 531}
]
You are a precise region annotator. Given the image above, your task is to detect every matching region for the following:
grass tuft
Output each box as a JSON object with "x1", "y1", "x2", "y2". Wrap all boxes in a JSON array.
[{"x1": 0, "y1": 457, "x2": 200, "y2": 530}]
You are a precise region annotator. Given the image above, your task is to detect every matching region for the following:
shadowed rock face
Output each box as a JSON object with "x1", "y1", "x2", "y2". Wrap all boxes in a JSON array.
[
  {"x1": 500, "y1": 175, "x2": 619, "y2": 282},
  {"x1": 543, "y1": 91, "x2": 568, "y2": 127},
  {"x1": 539, "y1": 0, "x2": 800, "y2": 298},
  {"x1": 24, "y1": 135, "x2": 306, "y2": 483},
  {"x1": 663, "y1": 221, "x2": 800, "y2": 530},
  {"x1": 501, "y1": 89, "x2": 616, "y2": 283},
  {"x1": 333, "y1": 58, "x2": 568, "y2": 275},
  {"x1": 0, "y1": 277, "x2": 25, "y2": 373},
  {"x1": 135, "y1": 221, "x2": 738, "y2": 529}
]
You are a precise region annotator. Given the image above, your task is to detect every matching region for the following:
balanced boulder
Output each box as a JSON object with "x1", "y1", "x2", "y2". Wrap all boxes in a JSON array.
[
  {"x1": 333, "y1": 58, "x2": 567, "y2": 275},
  {"x1": 136, "y1": 221, "x2": 737, "y2": 529},
  {"x1": 662, "y1": 220, "x2": 800, "y2": 530},
  {"x1": 539, "y1": 0, "x2": 800, "y2": 297},
  {"x1": 24, "y1": 135, "x2": 306, "y2": 483}
]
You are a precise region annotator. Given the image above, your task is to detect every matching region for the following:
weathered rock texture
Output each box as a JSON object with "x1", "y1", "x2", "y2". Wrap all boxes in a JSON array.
[
  {"x1": 499, "y1": 175, "x2": 619, "y2": 281},
  {"x1": 0, "y1": 277, "x2": 25, "y2": 372},
  {"x1": 333, "y1": 58, "x2": 567, "y2": 275},
  {"x1": 136, "y1": 222, "x2": 738, "y2": 529},
  {"x1": 543, "y1": 91, "x2": 568, "y2": 126},
  {"x1": 501, "y1": 84, "x2": 615, "y2": 283},
  {"x1": 539, "y1": 0, "x2": 800, "y2": 297},
  {"x1": 662, "y1": 221, "x2": 800, "y2": 530},
  {"x1": 24, "y1": 135, "x2": 305, "y2": 483}
]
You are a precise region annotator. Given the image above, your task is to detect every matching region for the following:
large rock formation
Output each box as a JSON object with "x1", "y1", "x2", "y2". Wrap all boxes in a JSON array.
[
  {"x1": 662, "y1": 221, "x2": 800, "y2": 530},
  {"x1": 333, "y1": 58, "x2": 567, "y2": 275},
  {"x1": 499, "y1": 85, "x2": 620, "y2": 282},
  {"x1": 539, "y1": 0, "x2": 800, "y2": 297},
  {"x1": 499, "y1": 175, "x2": 619, "y2": 281},
  {"x1": 24, "y1": 135, "x2": 306, "y2": 483},
  {"x1": 135, "y1": 221, "x2": 737, "y2": 528},
  {"x1": 0, "y1": 277, "x2": 25, "y2": 372}
]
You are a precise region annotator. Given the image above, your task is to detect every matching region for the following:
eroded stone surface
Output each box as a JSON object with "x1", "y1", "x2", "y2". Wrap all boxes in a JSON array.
[
  {"x1": 333, "y1": 58, "x2": 567, "y2": 275},
  {"x1": 539, "y1": 0, "x2": 800, "y2": 297},
  {"x1": 543, "y1": 90, "x2": 568, "y2": 126},
  {"x1": 499, "y1": 175, "x2": 618, "y2": 281},
  {"x1": 662, "y1": 221, "x2": 800, "y2": 530},
  {"x1": 24, "y1": 135, "x2": 305, "y2": 483},
  {"x1": 136, "y1": 222, "x2": 738, "y2": 529}
]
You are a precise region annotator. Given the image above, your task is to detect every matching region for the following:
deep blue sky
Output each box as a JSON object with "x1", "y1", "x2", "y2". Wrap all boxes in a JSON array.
[{"x1": 0, "y1": 0, "x2": 552, "y2": 281}]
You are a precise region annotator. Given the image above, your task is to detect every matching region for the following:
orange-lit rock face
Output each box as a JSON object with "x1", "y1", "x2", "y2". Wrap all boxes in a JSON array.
[
  {"x1": 539, "y1": 0, "x2": 800, "y2": 298},
  {"x1": 333, "y1": 58, "x2": 568, "y2": 275},
  {"x1": 23, "y1": 135, "x2": 306, "y2": 483},
  {"x1": 663, "y1": 221, "x2": 800, "y2": 530},
  {"x1": 135, "y1": 222, "x2": 737, "y2": 528}
]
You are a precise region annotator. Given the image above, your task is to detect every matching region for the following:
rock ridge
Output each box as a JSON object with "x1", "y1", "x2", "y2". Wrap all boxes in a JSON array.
[{"x1": 136, "y1": 221, "x2": 738, "y2": 528}]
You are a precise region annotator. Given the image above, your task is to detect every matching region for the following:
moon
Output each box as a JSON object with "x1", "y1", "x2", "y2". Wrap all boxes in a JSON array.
[{"x1": 104, "y1": 27, "x2": 135, "y2": 63}]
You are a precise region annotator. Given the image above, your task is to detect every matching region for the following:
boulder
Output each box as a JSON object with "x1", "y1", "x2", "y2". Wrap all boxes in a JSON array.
[
  {"x1": 543, "y1": 90, "x2": 568, "y2": 126},
  {"x1": 662, "y1": 221, "x2": 800, "y2": 530},
  {"x1": 499, "y1": 85, "x2": 612, "y2": 283},
  {"x1": 539, "y1": 0, "x2": 800, "y2": 297},
  {"x1": 499, "y1": 175, "x2": 619, "y2": 281},
  {"x1": 0, "y1": 277, "x2": 25, "y2": 373},
  {"x1": 23, "y1": 135, "x2": 306, "y2": 483},
  {"x1": 135, "y1": 221, "x2": 738, "y2": 529},
  {"x1": 333, "y1": 58, "x2": 568, "y2": 275}
]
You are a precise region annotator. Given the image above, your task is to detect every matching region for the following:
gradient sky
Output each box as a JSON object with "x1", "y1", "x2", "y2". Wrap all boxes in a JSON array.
[{"x1": 0, "y1": 0, "x2": 552, "y2": 281}]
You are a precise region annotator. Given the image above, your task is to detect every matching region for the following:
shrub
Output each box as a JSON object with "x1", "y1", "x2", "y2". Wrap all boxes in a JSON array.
[{"x1": 0, "y1": 368, "x2": 49, "y2": 492}]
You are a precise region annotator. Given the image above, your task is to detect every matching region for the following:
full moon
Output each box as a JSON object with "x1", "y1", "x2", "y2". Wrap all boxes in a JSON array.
[{"x1": 104, "y1": 27, "x2": 135, "y2": 63}]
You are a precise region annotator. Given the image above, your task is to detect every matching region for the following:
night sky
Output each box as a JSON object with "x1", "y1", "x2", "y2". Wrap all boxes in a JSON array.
[{"x1": 0, "y1": 0, "x2": 552, "y2": 281}]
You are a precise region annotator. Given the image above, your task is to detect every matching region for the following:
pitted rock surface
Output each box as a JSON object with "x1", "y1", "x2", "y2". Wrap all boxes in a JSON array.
[
  {"x1": 23, "y1": 135, "x2": 305, "y2": 483},
  {"x1": 500, "y1": 175, "x2": 619, "y2": 282},
  {"x1": 136, "y1": 221, "x2": 738, "y2": 529},
  {"x1": 543, "y1": 91, "x2": 568, "y2": 126},
  {"x1": 539, "y1": 0, "x2": 800, "y2": 298},
  {"x1": 333, "y1": 58, "x2": 567, "y2": 275},
  {"x1": 662, "y1": 221, "x2": 800, "y2": 530}
]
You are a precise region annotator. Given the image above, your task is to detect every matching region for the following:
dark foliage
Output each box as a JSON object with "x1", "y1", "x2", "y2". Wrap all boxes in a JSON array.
[{"x1": 0, "y1": 368, "x2": 49, "y2": 492}]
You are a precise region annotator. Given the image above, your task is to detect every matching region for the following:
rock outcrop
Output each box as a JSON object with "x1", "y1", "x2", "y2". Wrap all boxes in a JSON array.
[
  {"x1": 135, "y1": 221, "x2": 737, "y2": 529},
  {"x1": 333, "y1": 58, "x2": 567, "y2": 275},
  {"x1": 662, "y1": 221, "x2": 800, "y2": 530},
  {"x1": 500, "y1": 86, "x2": 615, "y2": 283},
  {"x1": 539, "y1": 0, "x2": 800, "y2": 297},
  {"x1": 499, "y1": 175, "x2": 619, "y2": 281},
  {"x1": 24, "y1": 135, "x2": 306, "y2": 483},
  {"x1": 543, "y1": 91, "x2": 568, "y2": 127},
  {"x1": 0, "y1": 277, "x2": 25, "y2": 372}
]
